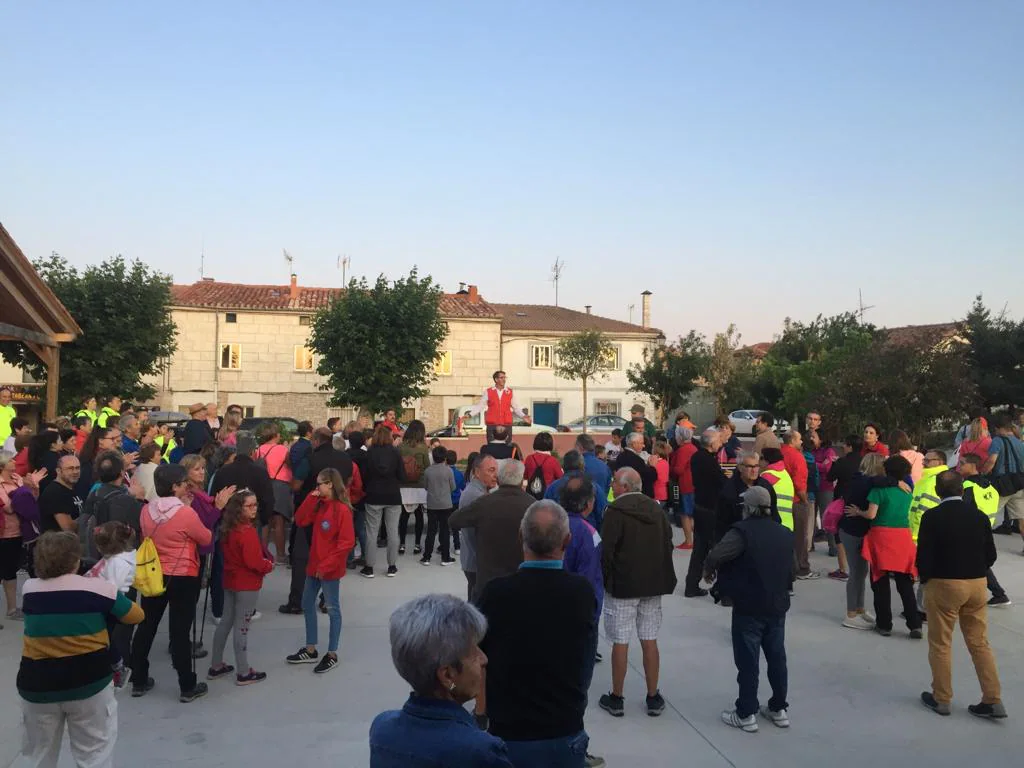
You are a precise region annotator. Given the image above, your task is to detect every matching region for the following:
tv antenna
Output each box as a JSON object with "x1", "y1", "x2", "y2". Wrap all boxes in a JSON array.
[
  {"x1": 284, "y1": 249, "x2": 294, "y2": 278},
  {"x1": 550, "y1": 258, "x2": 565, "y2": 306},
  {"x1": 199, "y1": 236, "x2": 205, "y2": 279},
  {"x1": 628, "y1": 303, "x2": 636, "y2": 325},
  {"x1": 856, "y1": 289, "x2": 875, "y2": 323},
  {"x1": 337, "y1": 254, "x2": 351, "y2": 285}
]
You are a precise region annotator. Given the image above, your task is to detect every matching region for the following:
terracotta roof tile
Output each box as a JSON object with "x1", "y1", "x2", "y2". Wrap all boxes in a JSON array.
[
  {"x1": 491, "y1": 303, "x2": 662, "y2": 336},
  {"x1": 171, "y1": 280, "x2": 499, "y2": 319}
]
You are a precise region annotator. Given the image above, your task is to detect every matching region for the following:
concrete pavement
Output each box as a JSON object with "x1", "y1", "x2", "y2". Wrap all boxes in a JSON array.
[{"x1": 2, "y1": 529, "x2": 1022, "y2": 767}]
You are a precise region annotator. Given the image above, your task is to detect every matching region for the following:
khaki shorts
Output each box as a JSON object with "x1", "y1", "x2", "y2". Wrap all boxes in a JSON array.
[
  {"x1": 603, "y1": 595, "x2": 662, "y2": 644},
  {"x1": 998, "y1": 489, "x2": 1024, "y2": 521}
]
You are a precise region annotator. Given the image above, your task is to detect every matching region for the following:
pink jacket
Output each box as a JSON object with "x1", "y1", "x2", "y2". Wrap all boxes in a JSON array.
[{"x1": 140, "y1": 497, "x2": 213, "y2": 577}]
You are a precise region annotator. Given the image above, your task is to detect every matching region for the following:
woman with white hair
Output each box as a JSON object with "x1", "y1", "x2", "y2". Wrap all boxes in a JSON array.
[{"x1": 370, "y1": 594, "x2": 513, "y2": 767}]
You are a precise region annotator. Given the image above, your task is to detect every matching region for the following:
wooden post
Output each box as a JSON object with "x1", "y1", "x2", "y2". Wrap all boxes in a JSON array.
[{"x1": 45, "y1": 346, "x2": 60, "y2": 421}]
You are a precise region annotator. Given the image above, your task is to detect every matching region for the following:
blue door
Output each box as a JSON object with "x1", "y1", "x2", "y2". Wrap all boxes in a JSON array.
[{"x1": 533, "y1": 402, "x2": 560, "y2": 428}]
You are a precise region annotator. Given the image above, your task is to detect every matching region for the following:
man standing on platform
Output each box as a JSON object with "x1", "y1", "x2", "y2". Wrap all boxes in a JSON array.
[{"x1": 467, "y1": 371, "x2": 531, "y2": 442}]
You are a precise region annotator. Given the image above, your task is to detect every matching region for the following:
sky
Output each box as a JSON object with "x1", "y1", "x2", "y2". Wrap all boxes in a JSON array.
[{"x1": 3, "y1": 1, "x2": 1022, "y2": 343}]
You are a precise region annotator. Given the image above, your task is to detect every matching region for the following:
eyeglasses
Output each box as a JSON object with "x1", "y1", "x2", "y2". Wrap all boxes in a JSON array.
[{"x1": 740, "y1": 464, "x2": 759, "y2": 470}]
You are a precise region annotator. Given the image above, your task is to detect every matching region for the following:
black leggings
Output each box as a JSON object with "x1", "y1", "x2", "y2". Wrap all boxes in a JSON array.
[
  {"x1": 131, "y1": 575, "x2": 201, "y2": 693},
  {"x1": 399, "y1": 505, "x2": 424, "y2": 547},
  {"x1": 871, "y1": 572, "x2": 920, "y2": 631},
  {"x1": 423, "y1": 508, "x2": 452, "y2": 559}
]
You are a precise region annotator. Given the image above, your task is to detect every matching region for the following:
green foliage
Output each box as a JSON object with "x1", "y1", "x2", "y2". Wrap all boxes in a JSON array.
[
  {"x1": 704, "y1": 324, "x2": 746, "y2": 416},
  {"x1": 554, "y1": 330, "x2": 615, "y2": 429},
  {"x1": 0, "y1": 253, "x2": 177, "y2": 414},
  {"x1": 307, "y1": 269, "x2": 448, "y2": 415},
  {"x1": 962, "y1": 295, "x2": 1024, "y2": 409},
  {"x1": 626, "y1": 331, "x2": 708, "y2": 424}
]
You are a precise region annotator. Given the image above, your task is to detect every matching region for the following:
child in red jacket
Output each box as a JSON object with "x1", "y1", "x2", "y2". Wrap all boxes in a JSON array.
[
  {"x1": 208, "y1": 491, "x2": 274, "y2": 685},
  {"x1": 285, "y1": 469, "x2": 355, "y2": 674}
]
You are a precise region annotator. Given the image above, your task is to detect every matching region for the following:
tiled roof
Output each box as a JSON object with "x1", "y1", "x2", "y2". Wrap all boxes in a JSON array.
[
  {"x1": 491, "y1": 303, "x2": 662, "y2": 336},
  {"x1": 171, "y1": 281, "x2": 499, "y2": 319},
  {"x1": 884, "y1": 322, "x2": 960, "y2": 348}
]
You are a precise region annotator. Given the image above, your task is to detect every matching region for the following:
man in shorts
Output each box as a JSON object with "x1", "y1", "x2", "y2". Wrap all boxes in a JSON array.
[{"x1": 598, "y1": 467, "x2": 678, "y2": 718}]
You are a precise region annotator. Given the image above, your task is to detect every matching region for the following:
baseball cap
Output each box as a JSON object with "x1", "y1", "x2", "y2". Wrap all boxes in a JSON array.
[{"x1": 740, "y1": 485, "x2": 772, "y2": 509}]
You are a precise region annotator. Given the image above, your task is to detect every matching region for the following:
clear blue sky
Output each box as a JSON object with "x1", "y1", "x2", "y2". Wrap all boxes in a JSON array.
[{"x1": 4, "y1": 1, "x2": 1022, "y2": 342}]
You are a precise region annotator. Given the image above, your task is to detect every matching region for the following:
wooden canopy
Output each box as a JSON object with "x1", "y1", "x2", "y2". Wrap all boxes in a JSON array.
[{"x1": 0, "y1": 222, "x2": 82, "y2": 420}]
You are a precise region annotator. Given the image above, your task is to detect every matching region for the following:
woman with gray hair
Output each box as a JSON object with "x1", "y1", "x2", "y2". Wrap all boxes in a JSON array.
[{"x1": 370, "y1": 594, "x2": 513, "y2": 767}]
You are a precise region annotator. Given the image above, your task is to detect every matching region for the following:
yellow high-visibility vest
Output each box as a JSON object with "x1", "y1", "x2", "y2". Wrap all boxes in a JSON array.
[
  {"x1": 97, "y1": 407, "x2": 120, "y2": 428},
  {"x1": 74, "y1": 409, "x2": 98, "y2": 426},
  {"x1": 762, "y1": 468, "x2": 794, "y2": 531},
  {"x1": 910, "y1": 465, "x2": 947, "y2": 541},
  {"x1": 964, "y1": 479, "x2": 999, "y2": 528}
]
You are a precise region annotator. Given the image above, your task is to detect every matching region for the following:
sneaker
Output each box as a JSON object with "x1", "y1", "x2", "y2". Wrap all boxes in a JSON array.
[
  {"x1": 828, "y1": 569, "x2": 848, "y2": 581},
  {"x1": 192, "y1": 647, "x2": 209, "y2": 659},
  {"x1": 250, "y1": 611, "x2": 262, "y2": 621},
  {"x1": 360, "y1": 566, "x2": 375, "y2": 578},
  {"x1": 875, "y1": 625, "x2": 892, "y2": 637},
  {"x1": 585, "y1": 754, "x2": 606, "y2": 767},
  {"x1": 646, "y1": 691, "x2": 666, "y2": 716},
  {"x1": 683, "y1": 588, "x2": 708, "y2": 598},
  {"x1": 313, "y1": 654, "x2": 338, "y2": 674},
  {"x1": 420, "y1": 557, "x2": 431, "y2": 566},
  {"x1": 206, "y1": 664, "x2": 235, "y2": 680},
  {"x1": 413, "y1": 545, "x2": 422, "y2": 555},
  {"x1": 909, "y1": 628, "x2": 923, "y2": 640},
  {"x1": 441, "y1": 558, "x2": 457, "y2": 566},
  {"x1": 112, "y1": 665, "x2": 132, "y2": 690},
  {"x1": 988, "y1": 595, "x2": 1012, "y2": 608},
  {"x1": 968, "y1": 701, "x2": 1008, "y2": 719},
  {"x1": 398, "y1": 546, "x2": 406, "y2": 555},
  {"x1": 454, "y1": 547, "x2": 461, "y2": 555},
  {"x1": 286, "y1": 647, "x2": 319, "y2": 664},
  {"x1": 760, "y1": 706, "x2": 790, "y2": 728},
  {"x1": 842, "y1": 615, "x2": 876, "y2": 630},
  {"x1": 210, "y1": 615, "x2": 221, "y2": 626},
  {"x1": 278, "y1": 603, "x2": 303, "y2": 614},
  {"x1": 921, "y1": 691, "x2": 951, "y2": 716},
  {"x1": 130, "y1": 677, "x2": 155, "y2": 698},
  {"x1": 179, "y1": 682, "x2": 209, "y2": 703},
  {"x1": 6, "y1": 609, "x2": 25, "y2": 621},
  {"x1": 236, "y1": 669, "x2": 267, "y2": 686},
  {"x1": 796, "y1": 571, "x2": 821, "y2": 580},
  {"x1": 595, "y1": 651, "x2": 603, "y2": 663},
  {"x1": 721, "y1": 709, "x2": 758, "y2": 733},
  {"x1": 599, "y1": 693, "x2": 625, "y2": 717},
  {"x1": 387, "y1": 565, "x2": 398, "y2": 577}
]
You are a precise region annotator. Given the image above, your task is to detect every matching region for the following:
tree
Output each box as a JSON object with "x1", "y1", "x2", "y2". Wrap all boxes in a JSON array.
[
  {"x1": 0, "y1": 253, "x2": 177, "y2": 414},
  {"x1": 961, "y1": 295, "x2": 1024, "y2": 409},
  {"x1": 307, "y1": 269, "x2": 447, "y2": 416},
  {"x1": 626, "y1": 331, "x2": 708, "y2": 425},
  {"x1": 704, "y1": 324, "x2": 745, "y2": 416},
  {"x1": 554, "y1": 330, "x2": 615, "y2": 432}
]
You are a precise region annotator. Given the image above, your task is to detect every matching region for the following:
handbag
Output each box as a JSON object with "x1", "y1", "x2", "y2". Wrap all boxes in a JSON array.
[
  {"x1": 989, "y1": 436, "x2": 1024, "y2": 496},
  {"x1": 821, "y1": 498, "x2": 845, "y2": 534}
]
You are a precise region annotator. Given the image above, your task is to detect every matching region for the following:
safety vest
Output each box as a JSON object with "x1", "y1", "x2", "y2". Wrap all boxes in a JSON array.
[
  {"x1": 484, "y1": 387, "x2": 514, "y2": 426},
  {"x1": 153, "y1": 435, "x2": 177, "y2": 462},
  {"x1": 910, "y1": 464, "x2": 947, "y2": 541},
  {"x1": 74, "y1": 408, "x2": 98, "y2": 426},
  {"x1": 97, "y1": 407, "x2": 120, "y2": 428},
  {"x1": 965, "y1": 479, "x2": 999, "y2": 528},
  {"x1": 761, "y1": 468, "x2": 794, "y2": 531}
]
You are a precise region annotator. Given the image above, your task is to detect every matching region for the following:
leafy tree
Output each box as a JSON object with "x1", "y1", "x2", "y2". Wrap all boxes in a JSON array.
[
  {"x1": 704, "y1": 324, "x2": 746, "y2": 416},
  {"x1": 626, "y1": 331, "x2": 708, "y2": 425},
  {"x1": 0, "y1": 253, "x2": 177, "y2": 414},
  {"x1": 307, "y1": 269, "x2": 447, "y2": 416},
  {"x1": 961, "y1": 295, "x2": 1024, "y2": 409},
  {"x1": 554, "y1": 330, "x2": 615, "y2": 432}
]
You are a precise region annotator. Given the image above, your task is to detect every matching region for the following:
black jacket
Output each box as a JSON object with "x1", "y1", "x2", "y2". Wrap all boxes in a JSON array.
[
  {"x1": 601, "y1": 492, "x2": 677, "y2": 599},
  {"x1": 917, "y1": 498, "x2": 997, "y2": 583},
  {"x1": 183, "y1": 418, "x2": 212, "y2": 456},
  {"x1": 210, "y1": 456, "x2": 275, "y2": 525},
  {"x1": 691, "y1": 448, "x2": 726, "y2": 534},
  {"x1": 363, "y1": 445, "x2": 406, "y2": 506},
  {"x1": 302, "y1": 443, "x2": 353, "y2": 499},
  {"x1": 716, "y1": 474, "x2": 779, "y2": 541},
  {"x1": 612, "y1": 449, "x2": 657, "y2": 498}
]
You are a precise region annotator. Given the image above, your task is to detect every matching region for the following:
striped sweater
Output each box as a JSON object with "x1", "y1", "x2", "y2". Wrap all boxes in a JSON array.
[{"x1": 17, "y1": 573, "x2": 144, "y2": 703}]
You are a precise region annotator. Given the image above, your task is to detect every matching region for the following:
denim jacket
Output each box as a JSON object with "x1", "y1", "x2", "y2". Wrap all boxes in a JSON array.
[{"x1": 370, "y1": 695, "x2": 513, "y2": 768}]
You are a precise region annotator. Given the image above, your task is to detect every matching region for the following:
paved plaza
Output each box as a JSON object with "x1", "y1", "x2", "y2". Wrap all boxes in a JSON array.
[{"x1": 1, "y1": 529, "x2": 1021, "y2": 768}]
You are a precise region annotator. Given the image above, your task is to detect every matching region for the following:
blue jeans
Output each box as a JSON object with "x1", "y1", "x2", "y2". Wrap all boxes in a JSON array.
[
  {"x1": 731, "y1": 612, "x2": 788, "y2": 718},
  {"x1": 503, "y1": 731, "x2": 588, "y2": 768},
  {"x1": 302, "y1": 577, "x2": 341, "y2": 653},
  {"x1": 348, "y1": 504, "x2": 367, "y2": 566}
]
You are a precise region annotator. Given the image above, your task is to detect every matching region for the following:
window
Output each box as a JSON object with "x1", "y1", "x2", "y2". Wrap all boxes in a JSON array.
[
  {"x1": 530, "y1": 344, "x2": 553, "y2": 369},
  {"x1": 433, "y1": 350, "x2": 453, "y2": 376},
  {"x1": 225, "y1": 313, "x2": 237, "y2": 323},
  {"x1": 299, "y1": 315, "x2": 311, "y2": 326},
  {"x1": 601, "y1": 345, "x2": 621, "y2": 370},
  {"x1": 594, "y1": 401, "x2": 620, "y2": 416},
  {"x1": 244, "y1": 406, "x2": 255, "y2": 418},
  {"x1": 294, "y1": 346, "x2": 314, "y2": 371},
  {"x1": 219, "y1": 343, "x2": 241, "y2": 370}
]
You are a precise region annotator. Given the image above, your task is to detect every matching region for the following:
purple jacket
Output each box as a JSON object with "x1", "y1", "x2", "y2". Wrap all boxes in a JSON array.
[
  {"x1": 189, "y1": 490, "x2": 222, "y2": 555},
  {"x1": 564, "y1": 512, "x2": 603, "y2": 622},
  {"x1": 11, "y1": 486, "x2": 42, "y2": 544}
]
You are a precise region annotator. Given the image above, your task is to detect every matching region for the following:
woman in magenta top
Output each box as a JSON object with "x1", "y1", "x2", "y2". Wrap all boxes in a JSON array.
[
  {"x1": 653, "y1": 440, "x2": 671, "y2": 506},
  {"x1": 255, "y1": 423, "x2": 294, "y2": 565},
  {"x1": 958, "y1": 418, "x2": 992, "y2": 469},
  {"x1": 860, "y1": 424, "x2": 889, "y2": 458}
]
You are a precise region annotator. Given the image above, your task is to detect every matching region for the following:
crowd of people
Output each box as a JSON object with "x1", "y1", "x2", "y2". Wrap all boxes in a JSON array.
[{"x1": 1, "y1": 381, "x2": 1022, "y2": 766}]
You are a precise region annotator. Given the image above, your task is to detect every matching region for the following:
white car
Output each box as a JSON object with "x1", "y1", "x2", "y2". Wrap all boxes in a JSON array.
[
  {"x1": 452, "y1": 406, "x2": 559, "y2": 436},
  {"x1": 726, "y1": 409, "x2": 790, "y2": 437}
]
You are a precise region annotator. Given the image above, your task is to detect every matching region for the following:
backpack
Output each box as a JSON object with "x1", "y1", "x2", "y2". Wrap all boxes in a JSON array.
[
  {"x1": 133, "y1": 535, "x2": 165, "y2": 597},
  {"x1": 526, "y1": 457, "x2": 549, "y2": 500},
  {"x1": 403, "y1": 452, "x2": 423, "y2": 483}
]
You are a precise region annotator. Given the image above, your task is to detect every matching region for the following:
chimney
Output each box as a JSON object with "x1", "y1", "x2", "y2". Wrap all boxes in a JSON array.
[
  {"x1": 641, "y1": 290, "x2": 651, "y2": 328},
  {"x1": 289, "y1": 274, "x2": 299, "y2": 301},
  {"x1": 585, "y1": 305, "x2": 592, "y2": 314},
  {"x1": 467, "y1": 284, "x2": 479, "y2": 304}
]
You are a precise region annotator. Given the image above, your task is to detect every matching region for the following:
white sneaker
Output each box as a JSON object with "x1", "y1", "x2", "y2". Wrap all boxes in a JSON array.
[
  {"x1": 760, "y1": 706, "x2": 790, "y2": 728},
  {"x1": 210, "y1": 616, "x2": 221, "y2": 626},
  {"x1": 250, "y1": 611, "x2": 262, "y2": 621},
  {"x1": 722, "y1": 709, "x2": 758, "y2": 732},
  {"x1": 842, "y1": 615, "x2": 875, "y2": 630}
]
